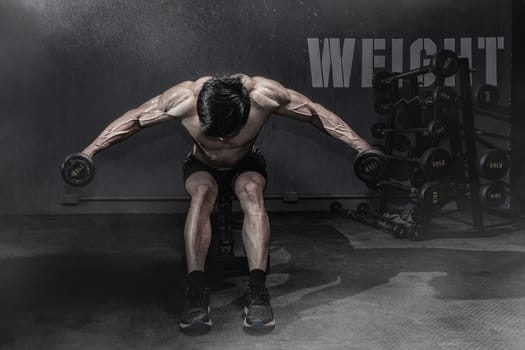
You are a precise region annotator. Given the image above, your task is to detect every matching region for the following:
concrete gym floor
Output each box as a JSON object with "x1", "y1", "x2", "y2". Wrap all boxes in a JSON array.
[{"x1": 1, "y1": 211, "x2": 524, "y2": 350}]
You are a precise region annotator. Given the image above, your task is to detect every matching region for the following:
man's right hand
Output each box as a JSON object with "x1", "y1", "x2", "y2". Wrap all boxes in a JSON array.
[{"x1": 61, "y1": 153, "x2": 96, "y2": 186}]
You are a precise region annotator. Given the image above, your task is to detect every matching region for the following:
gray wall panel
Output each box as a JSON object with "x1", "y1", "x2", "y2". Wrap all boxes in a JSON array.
[{"x1": 0, "y1": 0, "x2": 512, "y2": 214}]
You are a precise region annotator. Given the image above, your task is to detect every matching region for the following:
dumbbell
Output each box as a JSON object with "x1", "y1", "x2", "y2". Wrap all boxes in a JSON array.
[
  {"x1": 374, "y1": 98, "x2": 391, "y2": 115},
  {"x1": 479, "y1": 181, "x2": 509, "y2": 208},
  {"x1": 434, "y1": 85, "x2": 509, "y2": 122},
  {"x1": 368, "y1": 181, "x2": 448, "y2": 210},
  {"x1": 478, "y1": 149, "x2": 510, "y2": 180},
  {"x1": 355, "y1": 147, "x2": 452, "y2": 183},
  {"x1": 371, "y1": 120, "x2": 448, "y2": 142},
  {"x1": 474, "y1": 84, "x2": 500, "y2": 110},
  {"x1": 373, "y1": 50, "x2": 459, "y2": 92},
  {"x1": 371, "y1": 145, "x2": 418, "y2": 181},
  {"x1": 355, "y1": 202, "x2": 408, "y2": 238},
  {"x1": 450, "y1": 180, "x2": 508, "y2": 208},
  {"x1": 329, "y1": 201, "x2": 347, "y2": 215},
  {"x1": 429, "y1": 86, "x2": 460, "y2": 106},
  {"x1": 60, "y1": 153, "x2": 96, "y2": 186}
]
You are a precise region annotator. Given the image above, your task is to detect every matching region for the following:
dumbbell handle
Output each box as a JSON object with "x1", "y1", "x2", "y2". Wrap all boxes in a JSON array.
[
  {"x1": 357, "y1": 205, "x2": 408, "y2": 236},
  {"x1": 472, "y1": 107, "x2": 509, "y2": 122},
  {"x1": 379, "y1": 127, "x2": 429, "y2": 135},
  {"x1": 355, "y1": 147, "x2": 451, "y2": 183},
  {"x1": 474, "y1": 130, "x2": 510, "y2": 141},
  {"x1": 433, "y1": 86, "x2": 510, "y2": 121},
  {"x1": 382, "y1": 51, "x2": 458, "y2": 85},
  {"x1": 381, "y1": 66, "x2": 433, "y2": 85},
  {"x1": 377, "y1": 180, "x2": 418, "y2": 194},
  {"x1": 386, "y1": 154, "x2": 425, "y2": 164}
]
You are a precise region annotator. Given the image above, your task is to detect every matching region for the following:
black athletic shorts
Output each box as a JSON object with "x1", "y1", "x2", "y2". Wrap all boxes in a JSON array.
[{"x1": 182, "y1": 147, "x2": 267, "y2": 195}]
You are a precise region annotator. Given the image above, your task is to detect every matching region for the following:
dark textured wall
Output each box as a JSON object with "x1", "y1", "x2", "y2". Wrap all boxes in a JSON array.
[{"x1": 0, "y1": 0, "x2": 512, "y2": 214}]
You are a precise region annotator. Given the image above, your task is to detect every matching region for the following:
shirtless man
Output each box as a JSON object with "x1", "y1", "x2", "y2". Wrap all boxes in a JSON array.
[{"x1": 63, "y1": 74, "x2": 371, "y2": 331}]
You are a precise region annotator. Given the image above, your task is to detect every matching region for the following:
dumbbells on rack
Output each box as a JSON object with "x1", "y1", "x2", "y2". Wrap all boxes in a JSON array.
[
  {"x1": 477, "y1": 149, "x2": 510, "y2": 181},
  {"x1": 371, "y1": 120, "x2": 448, "y2": 142},
  {"x1": 358, "y1": 51, "x2": 512, "y2": 238},
  {"x1": 367, "y1": 181, "x2": 447, "y2": 211},
  {"x1": 424, "y1": 84, "x2": 511, "y2": 210},
  {"x1": 354, "y1": 147, "x2": 452, "y2": 183},
  {"x1": 435, "y1": 85, "x2": 510, "y2": 122},
  {"x1": 473, "y1": 84, "x2": 503, "y2": 110},
  {"x1": 372, "y1": 50, "x2": 460, "y2": 92}
]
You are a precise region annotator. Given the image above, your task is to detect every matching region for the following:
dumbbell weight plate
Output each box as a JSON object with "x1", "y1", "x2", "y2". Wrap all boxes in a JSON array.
[
  {"x1": 356, "y1": 202, "x2": 371, "y2": 215},
  {"x1": 371, "y1": 122, "x2": 387, "y2": 139},
  {"x1": 354, "y1": 148, "x2": 388, "y2": 183},
  {"x1": 479, "y1": 181, "x2": 508, "y2": 208},
  {"x1": 61, "y1": 153, "x2": 95, "y2": 186},
  {"x1": 329, "y1": 201, "x2": 347, "y2": 215},
  {"x1": 372, "y1": 71, "x2": 395, "y2": 92},
  {"x1": 420, "y1": 147, "x2": 452, "y2": 179},
  {"x1": 433, "y1": 86, "x2": 459, "y2": 106},
  {"x1": 430, "y1": 50, "x2": 460, "y2": 78},
  {"x1": 418, "y1": 182, "x2": 447, "y2": 210},
  {"x1": 427, "y1": 120, "x2": 448, "y2": 141},
  {"x1": 478, "y1": 149, "x2": 510, "y2": 180},
  {"x1": 374, "y1": 98, "x2": 390, "y2": 115},
  {"x1": 407, "y1": 225, "x2": 424, "y2": 241},
  {"x1": 392, "y1": 223, "x2": 407, "y2": 239},
  {"x1": 474, "y1": 84, "x2": 500, "y2": 109}
]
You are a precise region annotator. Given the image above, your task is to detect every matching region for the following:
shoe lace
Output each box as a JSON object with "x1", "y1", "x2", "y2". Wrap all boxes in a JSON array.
[{"x1": 248, "y1": 286, "x2": 270, "y2": 306}]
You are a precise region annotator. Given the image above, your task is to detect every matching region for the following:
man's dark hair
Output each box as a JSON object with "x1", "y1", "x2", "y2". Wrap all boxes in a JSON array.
[{"x1": 197, "y1": 76, "x2": 251, "y2": 137}]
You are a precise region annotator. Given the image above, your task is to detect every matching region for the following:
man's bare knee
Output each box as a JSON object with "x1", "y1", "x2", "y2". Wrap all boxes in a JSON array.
[
  {"x1": 192, "y1": 183, "x2": 217, "y2": 198},
  {"x1": 185, "y1": 174, "x2": 219, "y2": 212},
  {"x1": 235, "y1": 178, "x2": 265, "y2": 214}
]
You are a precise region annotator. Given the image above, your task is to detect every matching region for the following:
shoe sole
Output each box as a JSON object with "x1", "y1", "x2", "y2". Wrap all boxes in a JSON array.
[
  {"x1": 179, "y1": 319, "x2": 212, "y2": 330},
  {"x1": 180, "y1": 306, "x2": 212, "y2": 330},
  {"x1": 243, "y1": 306, "x2": 275, "y2": 329}
]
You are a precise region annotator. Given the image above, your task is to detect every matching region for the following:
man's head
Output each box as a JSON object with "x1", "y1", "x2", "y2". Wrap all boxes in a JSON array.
[{"x1": 197, "y1": 76, "x2": 251, "y2": 138}]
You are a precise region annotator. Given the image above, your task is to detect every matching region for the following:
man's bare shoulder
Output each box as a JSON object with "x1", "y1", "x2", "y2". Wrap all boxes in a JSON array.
[
  {"x1": 161, "y1": 76, "x2": 212, "y2": 98},
  {"x1": 157, "y1": 77, "x2": 212, "y2": 113},
  {"x1": 244, "y1": 75, "x2": 291, "y2": 109}
]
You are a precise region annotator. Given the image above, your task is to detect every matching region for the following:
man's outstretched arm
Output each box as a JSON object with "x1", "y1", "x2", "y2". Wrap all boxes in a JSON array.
[
  {"x1": 82, "y1": 81, "x2": 197, "y2": 157},
  {"x1": 253, "y1": 78, "x2": 371, "y2": 153}
]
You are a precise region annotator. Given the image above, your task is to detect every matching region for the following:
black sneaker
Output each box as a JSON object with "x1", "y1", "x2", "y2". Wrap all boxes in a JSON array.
[
  {"x1": 179, "y1": 287, "x2": 212, "y2": 331},
  {"x1": 243, "y1": 285, "x2": 275, "y2": 329}
]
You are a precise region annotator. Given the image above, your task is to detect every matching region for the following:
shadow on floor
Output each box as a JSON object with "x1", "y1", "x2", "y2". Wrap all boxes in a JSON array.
[{"x1": 1, "y1": 221, "x2": 525, "y2": 345}]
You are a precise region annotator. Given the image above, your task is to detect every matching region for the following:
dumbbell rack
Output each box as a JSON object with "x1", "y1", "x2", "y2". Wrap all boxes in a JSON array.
[
  {"x1": 362, "y1": 54, "x2": 510, "y2": 239},
  {"x1": 378, "y1": 75, "x2": 419, "y2": 213},
  {"x1": 378, "y1": 71, "x2": 462, "y2": 236},
  {"x1": 445, "y1": 58, "x2": 484, "y2": 231}
]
